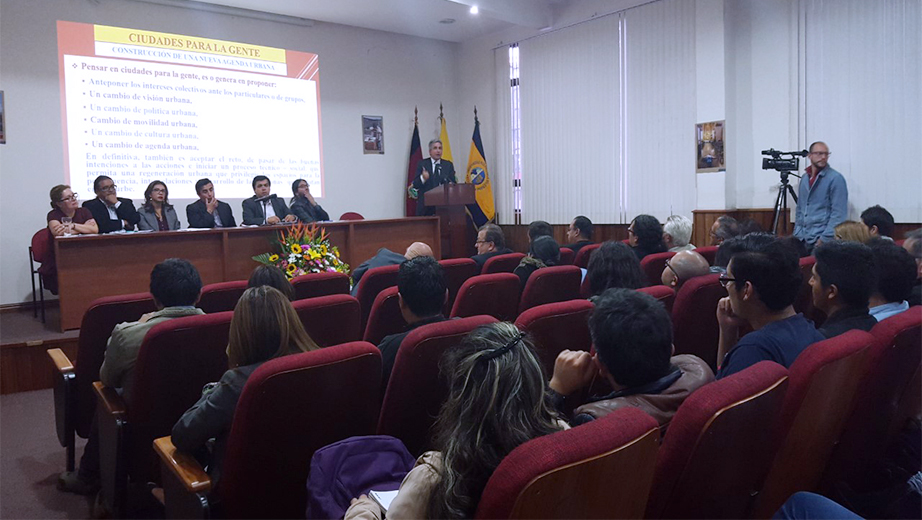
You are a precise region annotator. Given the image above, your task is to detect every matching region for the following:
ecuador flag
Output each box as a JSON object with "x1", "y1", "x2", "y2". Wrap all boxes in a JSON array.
[{"x1": 465, "y1": 114, "x2": 495, "y2": 226}]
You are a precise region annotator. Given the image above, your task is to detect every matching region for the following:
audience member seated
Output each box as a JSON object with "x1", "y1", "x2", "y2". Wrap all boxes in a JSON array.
[
  {"x1": 811, "y1": 241, "x2": 877, "y2": 338},
  {"x1": 629, "y1": 214, "x2": 668, "y2": 261},
  {"x1": 661, "y1": 250, "x2": 710, "y2": 289},
  {"x1": 563, "y1": 215, "x2": 594, "y2": 254},
  {"x1": 711, "y1": 232, "x2": 777, "y2": 274},
  {"x1": 350, "y1": 242, "x2": 433, "y2": 297},
  {"x1": 43, "y1": 185, "x2": 98, "y2": 293},
  {"x1": 377, "y1": 256, "x2": 447, "y2": 388},
  {"x1": 716, "y1": 240, "x2": 823, "y2": 379},
  {"x1": 471, "y1": 223, "x2": 513, "y2": 270},
  {"x1": 248, "y1": 264, "x2": 295, "y2": 300},
  {"x1": 709, "y1": 215, "x2": 740, "y2": 246},
  {"x1": 548, "y1": 288, "x2": 713, "y2": 429},
  {"x1": 903, "y1": 229, "x2": 922, "y2": 306},
  {"x1": 586, "y1": 241, "x2": 646, "y2": 297},
  {"x1": 834, "y1": 220, "x2": 870, "y2": 243},
  {"x1": 289, "y1": 178, "x2": 330, "y2": 223},
  {"x1": 513, "y1": 235, "x2": 560, "y2": 290},
  {"x1": 58, "y1": 258, "x2": 204, "y2": 495},
  {"x1": 867, "y1": 239, "x2": 915, "y2": 321},
  {"x1": 861, "y1": 204, "x2": 895, "y2": 241},
  {"x1": 738, "y1": 218, "x2": 764, "y2": 236},
  {"x1": 527, "y1": 220, "x2": 553, "y2": 244},
  {"x1": 82, "y1": 175, "x2": 141, "y2": 233},
  {"x1": 663, "y1": 214, "x2": 695, "y2": 252},
  {"x1": 186, "y1": 177, "x2": 236, "y2": 228},
  {"x1": 344, "y1": 323, "x2": 566, "y2": 519},
  {"x1": 172, "y1": 286, "x2": 320, "y2": 485},
  {"x1": 242, "y1": 175, "x2": 297, "y2": 226},
  {"x1": 137, "y1": 180, "x2": 181, "y2": 231},
  {"x1": 778, "y1": 235, "x2": 809, "y2": 259}
]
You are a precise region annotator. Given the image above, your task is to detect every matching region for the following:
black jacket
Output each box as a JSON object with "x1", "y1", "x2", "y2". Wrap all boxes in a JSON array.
[
  {"x1": 83, "y1": 197, "x2": 140, "y2": 233},
  {"x1": 186, "y1": 199, "x2": 237, "y2": 228}
]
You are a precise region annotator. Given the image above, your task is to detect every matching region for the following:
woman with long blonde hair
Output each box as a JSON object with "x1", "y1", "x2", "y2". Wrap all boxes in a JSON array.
[
  {"x1": 172, "y1": 286, "x2": 319, "y2": 483},
  {"x1": 834, "y1": 220, "x2": 871, "y2": 244}
]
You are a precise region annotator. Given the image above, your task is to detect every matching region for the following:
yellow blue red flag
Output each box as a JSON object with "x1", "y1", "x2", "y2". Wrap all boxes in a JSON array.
[{"x1": 465, "y1": 113, "x2": 495, "y2": 226}]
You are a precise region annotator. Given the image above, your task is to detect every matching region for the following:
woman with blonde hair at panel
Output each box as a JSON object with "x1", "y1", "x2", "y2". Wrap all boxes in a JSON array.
[
  {"x1": 172, "y1": 286, "x2": 320, "y2": 484},
  {"x1": 834, "y1": 220, "x2": 870, "y2": 244},
  {"x1": 345, "y1": 322, "x2": 566, "y2": 519}
]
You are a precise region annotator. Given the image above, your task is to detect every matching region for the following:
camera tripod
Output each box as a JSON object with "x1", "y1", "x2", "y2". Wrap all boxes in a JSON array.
[{"x1": 771, "y1": 170, "x2": 800, "y2": 236}]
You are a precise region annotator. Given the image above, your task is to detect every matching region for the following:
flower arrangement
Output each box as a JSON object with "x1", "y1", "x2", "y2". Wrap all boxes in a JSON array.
[{"x1": 252, "y1": 222, "x2": 350, "y2": 279}]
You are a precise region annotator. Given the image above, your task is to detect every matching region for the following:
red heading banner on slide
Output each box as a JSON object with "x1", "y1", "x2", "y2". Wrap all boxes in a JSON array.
[{"x1": 57, "y1": 21, "x2": 324, "y2": 200}]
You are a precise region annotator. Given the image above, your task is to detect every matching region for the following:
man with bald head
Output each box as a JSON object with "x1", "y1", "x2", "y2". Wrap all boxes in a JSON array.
[
  {"x1": 794, "y1": 141, "x2": 848, "y2": 253},
  {"x1": 662, "y1": 250, "x2": 711, "y2": 289},
  {"x1": 350, "y1": 241, "x2": 434, "y2": 297}
]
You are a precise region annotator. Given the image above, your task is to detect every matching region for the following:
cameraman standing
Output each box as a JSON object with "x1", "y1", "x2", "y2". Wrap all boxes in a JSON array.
[{"x1": 793, "y1": 141, "x2": 848, "y2": 253}]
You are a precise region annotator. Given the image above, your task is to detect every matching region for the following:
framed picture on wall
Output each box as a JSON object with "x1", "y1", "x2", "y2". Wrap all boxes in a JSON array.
[
  {"x1": 0, "y1": 91, "x2": 6, "y2": 144},
  {"x1": 696, "y1": 120, "x2": 724, "y2": 173},
  {"x1": 362, "y1": 115, "x2": 384, "y2": 154}
]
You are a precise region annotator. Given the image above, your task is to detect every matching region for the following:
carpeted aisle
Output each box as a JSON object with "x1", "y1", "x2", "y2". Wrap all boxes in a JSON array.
[{"x1": 1, "y1": 388, "x2": 92, "y2": 519}]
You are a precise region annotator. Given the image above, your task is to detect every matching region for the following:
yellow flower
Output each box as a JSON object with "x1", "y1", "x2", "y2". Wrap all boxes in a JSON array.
[
  {"x1": 269, "y1": 254, "x2": 279, "y2": 262},
  {"x1": 309, "y1": 249, "x2": 322, "y2": 260},
  {"x1": 286, "y1": 263, "x2": 298, "y2": 274},
  {"x1": 290, "y1": 243, "x2": 302, "y2": 254},
  {"x1": 321, "y1": 245, "x2": 328, "y2": 255}
]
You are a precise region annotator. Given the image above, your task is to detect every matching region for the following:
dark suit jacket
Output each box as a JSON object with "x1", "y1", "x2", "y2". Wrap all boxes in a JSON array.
[
  {"x1": 350, "y1": 248, "x2": 406, "y2": 297},
  {"x1": 186, "y1": 199, "x2": 237, "y2": 228},
  {"x1": 289, "y1": 197, "x2": 330, "y2": 223},
  {"x1": 471, "y1": 247, "x2": 514, "y2": 271},
  {"x1": 413, "y1": 158, "x2": 457, "y2": 216},
  {"x1": 564, "y1": 241, "x2": 594, "y2": 255},
  {"x1": 241, "y1": 196, "x2": 292, "y2": 226},
  {"x1": 83, "y1": 197, "x2": 141, "y2": 233}
]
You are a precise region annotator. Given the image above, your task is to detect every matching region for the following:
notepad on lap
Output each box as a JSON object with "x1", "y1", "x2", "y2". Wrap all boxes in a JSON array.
[{"x1": 369, "y1": 489, "x2": 399, "y2": 512}]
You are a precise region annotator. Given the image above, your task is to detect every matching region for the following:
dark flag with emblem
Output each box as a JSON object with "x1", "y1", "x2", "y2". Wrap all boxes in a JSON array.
[
  {"x1": 405, "y1": 108, "x2": 423, "y2": 216},
  {"x1": 465, "y1": 107, "x2": 495, "y2": 226}
]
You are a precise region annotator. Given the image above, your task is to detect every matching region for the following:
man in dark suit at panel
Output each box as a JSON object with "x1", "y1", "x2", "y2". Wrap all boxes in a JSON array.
[
  {"x1": 241, "y1": 175, "x2": 296, "y2": 226},
  {"x1": 412, "y1": 139, "x2": 456, "y2": 216},
  {"x1": 82, "y1": 175, "x2": 141, "y2": 233},
  {"x1": 186, "y1": 178, "x2": 237, "y2": 228}
]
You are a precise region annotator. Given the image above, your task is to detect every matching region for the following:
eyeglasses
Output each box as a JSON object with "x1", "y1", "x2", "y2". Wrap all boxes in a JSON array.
[
  {"x1": 59, "y1": 193, "x2": 78, "y2": 202},
  {"x1": 474, "y1": 240, "x2": 487, "y2": 245},
  {"x1": 151, "y1": 188, "x2": 166, "y2": 193},
  {"x1": 718, "y1": 275, "x2": 737, "y2": 288},
  {"x1": 627, "y1": 228, "x2": 636, "y2": 235},
  {"x1": 98, "y1": 184, "x2": 117, "y2": 192},
  {"x1": 664, "y1": 260, "x2": 680, "y2": 284}
]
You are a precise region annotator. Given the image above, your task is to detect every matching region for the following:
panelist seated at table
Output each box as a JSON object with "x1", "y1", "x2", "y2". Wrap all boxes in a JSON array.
[
  {"x1": 241, "y1": 175, "x2": 297, "y2": 226},
  {"x1": 289, "y1": 178, "x2": 330, "y2": 223},
  {"x1": 186, "y1": 178, "x2": 236, "y2": 228},
  {"x1": 138, "y1": 180, "x2": 181, "y2": 231},
  {"x1": 47, "y1": 185, "x2": 98, "y2": 237},
  {"x1": 82, "y1": 175, "x2": 141, "y2": 233}
]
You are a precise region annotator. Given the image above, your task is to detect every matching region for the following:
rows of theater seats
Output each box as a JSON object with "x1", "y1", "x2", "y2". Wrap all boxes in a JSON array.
[{"x1": 45, "y1": 250, "x2": 920, "y2": 518}]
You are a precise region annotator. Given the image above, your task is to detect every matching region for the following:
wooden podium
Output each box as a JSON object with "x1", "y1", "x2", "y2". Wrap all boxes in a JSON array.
[{"x1": 425, "y1": 183, "x2": 475, "y2": 259}]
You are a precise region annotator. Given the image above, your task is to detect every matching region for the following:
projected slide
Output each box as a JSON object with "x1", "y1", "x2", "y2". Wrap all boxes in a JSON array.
[{"x1": 57, "y1": 21, "x2": 323, "y2": 199}]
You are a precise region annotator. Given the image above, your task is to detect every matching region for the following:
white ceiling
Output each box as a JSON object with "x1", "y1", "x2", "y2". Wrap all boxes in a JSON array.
[{"x1": 187, "y1": 0, "x2": 562, "y2": 42}]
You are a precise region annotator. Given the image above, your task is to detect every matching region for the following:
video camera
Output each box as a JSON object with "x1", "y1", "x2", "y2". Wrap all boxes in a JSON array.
[{"x1": 761, "y1": 148, "x2": 808, "y2": 172}]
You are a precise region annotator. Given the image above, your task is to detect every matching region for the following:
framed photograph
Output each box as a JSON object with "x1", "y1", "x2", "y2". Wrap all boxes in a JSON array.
[
  {"x1": 0, "y1": 91, "x2": 6, "y2": 144},
  {"x1": 696, "y1": 120, "x2": 724, "y2": 173},
  {"x1": 362, "y1": 115, "x2": 384, "y2": 154}
]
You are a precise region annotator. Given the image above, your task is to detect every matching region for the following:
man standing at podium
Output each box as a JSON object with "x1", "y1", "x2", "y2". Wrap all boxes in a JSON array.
[{"x1": 412, "y1": 139, "x2": 456, "y2": 216}]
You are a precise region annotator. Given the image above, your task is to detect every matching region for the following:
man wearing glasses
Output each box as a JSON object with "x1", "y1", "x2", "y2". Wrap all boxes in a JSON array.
[
  {"x1": 793, "y1": 141, "x2": 848, "y2": 253},
  {"x1": 82, "y1": 175, "x2": 141, "y2": 233}
]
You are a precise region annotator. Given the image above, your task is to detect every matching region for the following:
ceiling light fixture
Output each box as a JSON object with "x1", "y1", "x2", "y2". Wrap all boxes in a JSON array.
[{"x1": 470, "y1": 5, "x2": 479, "y2": 14}]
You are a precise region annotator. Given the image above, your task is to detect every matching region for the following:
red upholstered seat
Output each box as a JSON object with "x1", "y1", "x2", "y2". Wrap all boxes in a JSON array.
[
  {"x1": 354, "y1": 264, "x2": 401, "y2": 333},
  {"x1": 439, "y1": 258, "x2": 479, "y2": 313},
  {"x1": 291, "y1": 271, "x2": 350, "y2": 301},
  {"x1": 362, "y1": 286, "x2": 406, "y2": 345},
  {"x1": 97, "y1": 312, "x2": 232, "y2": 516},
  {"x1": 579, "y1": 273, "x2": 592, "y2": 298},
  {"x1": 573, "y1": 242, "x2": 602, "y2": 269},
  {"x1": 646, "y1": 361, "x2": 789, "y2": 519},
  {"x1": 640, "y1": 251, "x2": 676, "y2": 287},
  {"x1": 378, "y1": 315, "x2": 498, "y2": 456},
  {"x1": 518, "y1": 265, "x2": 582, "y2": 315},
  {"x1": 51, "y1": 292, "x2": 157, "y2": 472},
  {"x1": 695, "y1": 245, "x2": 718, "y2": 265},
  {"x1": 293, "y1": 294, "x2": 362, "y2": 347},
  {"x1": 637, "y1": 285, "x2": 676, "y2": 314},
  {"x1": 338, "y1": 212, "x2": 364, "y2": 220},
  {"x1": 196, "y1": 280, "x2": 248, "y2": 313},
  {"x1": 475, "y1": 407, "x2": 661, "y2": 519},
  {"x1": 482, "y1": 252, "x2": 525, "y2": 274},
  {"x1": 558, "y1": 247, "x2": 575, "y2": 265},
  {"x1": 218, "y1": 343, "x2": 383, "y2": 519},
  {"x1": 753, "y1": 330, "x2": 876, "y2": 517},
  {"x1": 671, "y1": 273, "x2": 725, "y2": 371},
  {"x1": 31, "y1": 227, "x2": 55, "y2": 303},
  {"x1": 515, "y1": 299, "x2": 593, "y2": 377},
  {"x1": 450, "y1": 273, "x2": 520, "y2": 322},
  {"x1": 821, "y1": 306, "x2": 922, "y2": 492},
  {"x1": 794, "y1": 256, "x2": 826, "y2": 326}
]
